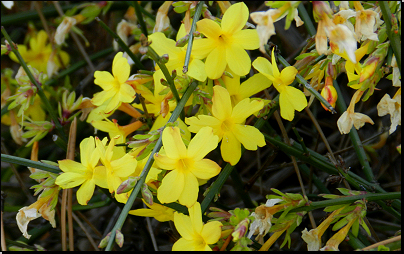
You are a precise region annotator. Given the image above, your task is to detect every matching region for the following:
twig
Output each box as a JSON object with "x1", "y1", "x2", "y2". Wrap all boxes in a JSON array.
[
  {"x1": 144, "y1": 203, "x2": 158, "y2": 251},
  {"x1": 66, "y1": 117, "x2": 77, "y2": 251},
  {"x1": 71, "y1": 212, "x2": 100, "y2": 251},
  {"x1": 361, "y1": 235, "x2": 401, "y2": 251}
]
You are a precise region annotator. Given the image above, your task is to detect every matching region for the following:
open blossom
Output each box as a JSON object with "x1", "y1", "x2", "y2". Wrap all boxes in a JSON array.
[
  {"x1": 337, "y1": 90, "x2": 374, "y2": 134},
  {"x1": 172, "y1": 202, "x2": 222, "y2": 251},
  {"x1": 154, "y1": 126, "x2": 220, "y2": 207},
  {"x1": 377, "y1": 88, "x2": 401, "y2": 134},
  {"x1": 186, "y1": 86, "x2": 266, "y2": 165},
  {"x1": 192, "y1": 2, "x2": 260, "y2": 79},
  {"x1": 56, "y1": 136, "x2": 108, "y2": 205},
  {"x1": 253, "y1": 48, "x2": 307, "y2": 121},
  {"x1": 92, "y1": 52, "x2": 136, "y2": 114}
]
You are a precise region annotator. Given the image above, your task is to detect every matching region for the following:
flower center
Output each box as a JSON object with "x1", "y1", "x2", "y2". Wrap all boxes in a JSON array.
[
  {"x1": 221, "y1": 119, "x2": 233, "y2": 133},
  {"x1": 178, "y1": 158, "x2": 193, "y2": 172}
]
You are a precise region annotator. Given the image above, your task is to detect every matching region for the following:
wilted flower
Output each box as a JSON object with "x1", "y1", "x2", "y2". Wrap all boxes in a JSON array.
[{"x1": 377, "y1": 88, "x2": 401, "y2": 134}]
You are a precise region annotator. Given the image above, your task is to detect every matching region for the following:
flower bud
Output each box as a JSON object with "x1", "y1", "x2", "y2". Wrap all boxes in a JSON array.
[
  {"x1": 141, "y1": 183, "x2": 153, "y2": 206},
  {"x1": 115, "y1": 229, "x2": 124, "y2": 248},
  {"x1": 312, "y1": 1, "x2": 333, "y2": 22},
  {"x1": 116, "y1": 176, "x2": 140, "y2": 194},
  {"x1": 160, "y1": 54, "x2": 169, "y2": 64},
  {"x1": 176, "y1": 34, "x2": 190, "y2": 47},
  {"x1": 98, "y1": 232, "x2": 111, "y2": 248},
  {"x1": 320, "y1": 76, "x2": 338, "y2": 111},
  {"x1": 232, "y1": 218, "x2": 250, "y2": 242}
]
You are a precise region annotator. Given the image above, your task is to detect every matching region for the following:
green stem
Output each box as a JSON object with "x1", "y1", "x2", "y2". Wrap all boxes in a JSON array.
[
  {"x1": 379, "y1": 2, "x2": 401, "y2": 75},
  {"x1": 297, "y1": 2, "x2": 316, "y2": 37},
  {"x1": 334, "y1": 81, "x2": 375, "y2": 181},
  {"x1": 291, "y1": 192, "x2": 401, "y2": 213},
  {"x1": 1, "y1": 154, "x2": 61, "y2": 174},
  {"x1": 1, "y1": 27, "x2": 68, "y2": 143},
  {"x1": 277, "y1": 54, "x2": 336, "y2": 114},
  {"x1": 183, "y1": 1, "x2": 203, "y2": 73},
  {"x1": 95, "y1": 18, "x2": 144, "y2": 70},
  {"x1": 105, "y1": 81, "x2": 198, "y2": 251},
  {"x1": 131, "y1": 1, "x2": 148, "y2": 37}
]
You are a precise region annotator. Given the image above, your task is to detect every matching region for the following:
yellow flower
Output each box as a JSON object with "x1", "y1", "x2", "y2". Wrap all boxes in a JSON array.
[
  {"x1": 337, "y1": 90, "x2": 374, "y2": 134},
  {"x1": 192, "y1": 2, "x2": 259, "y2": 79},
  {"x1": 320, "y1": 76, "x2": 338, "y2": 111},
  {"x1": 9, "y1": 30, "x2": 69, "y2": 74},
  {"x1": 56, "y1": 136, "x2": 108, "y2": 205},
  {"x1": 129, "y1": 199, "x2": 175, "y2": 222},
  {"x1": 154, "y1": 126, "x2": 220, "y2": 207},
  {"x1": 172, "y1": 202, "x2": 222, "y2": 251},
  {"x1": 92, "y1": 52, "x2": 136, "y2": 114},
  {"x1": 95, "y1": 136, "x2": 138, "y2": 203},
  {"x1": 253, "y1": 48, "x2": 307, "y2": 121},
  {"x1": 186, "y1": 86, "x2": 265, "y2": 165},
  {"x1": 377, "y1": 88, "x2": 401, "y2": 134}
]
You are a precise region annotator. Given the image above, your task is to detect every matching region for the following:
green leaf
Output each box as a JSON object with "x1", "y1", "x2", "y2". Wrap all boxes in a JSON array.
[{"x1": 351, "y1": 219, "x2": 359, "y2": 237}]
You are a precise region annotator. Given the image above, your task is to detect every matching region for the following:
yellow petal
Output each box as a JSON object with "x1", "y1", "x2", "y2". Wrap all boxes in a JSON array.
[
  {"x1": 212, "y1": 86, "x2": 232, "y2": 121},
  {"x1": 119, "y1": 83, "x2": 136, "y2": 103},
  {"x1": 252, "y1": 57, "x2": 274, "y2": 77},
  {"x1": 201, "y1": 221, "x2": 222, "y2": 244},
  {"x1": 55, "y1": 172, "x2": 86, "y2": 188},
  {"x1": 191, "y1": 159, "x2": 221, "y2": 180},
  {"x1": 76, "y1": 180, "x2": 95, "y2": 205},
  {"x1": 172, "y1": 238, "x2": 196, "y2": 251},
  {"x1": 280, "y1": 66, "x2": 298, "y2": 86},
  {"x1": 191, "y1": 38, "x2": 217, "y2": 59},
  {"x1": 93, "y1": 166, "x2": 108, "y2": 189},
  {"x1": 189, "y1": 202, "x2": 203, "y2": 233},
  {"x1": 174, "y1": 212, "x2": 195, "y2": 240},
  {"x1": 154, "y1": 153, "x2": 177, "y2": 170},
  {"x1": 226, "y1": 42, "x2": 251, "y2": 76},
  {"x1": 162, "y1": 127, "x2": 187, "y2": 160},
  {"x1": 279, "y1": 86, "x2": 307, "y2": 121},
  {"x1": 178, "y1": 172, "x2": 199, "y2": 207},
  {"x1": 104, "y1": 95, "x2": 121, "y2": 114},
  {"x1": 158, "y1": 170, "x2": 184, "y2": 204},
  {"x1": 232, "y1": 124, "x2": 266, "y2": 150},
  {"x1": 94, "y1": 71, "x2": 116, "y2": 90},
  {"x1": 187, "y1": 58, "x2": 207, "y2": 82},
  {"x1": 80, "y1": 137, "x2": 96, "y2": 167},
  {"x1": 271, "y1": 48, "x2": 280, "y2": 77},
  {"x1": 231, "y1": 98, "x2": 264, "y2": 123},
  {"x1": 187, "y1": 127, "x2": 218, "y2": 161},
  {"x1": 58, "y1": 159, "x2": 86, "y2": 174},
  {"x1": 186, "y1": 115, "x2": 222, "y2": 136},
  {"x1": 239, "y1": 73, "x2": 272, "y2": 99},
  {"x1": 196, "y1": 19, "x2": 222, "y2": 39},
  {"x1": 110, "y1": 154, "x2": 137, "y2": 177},
  {"x1": 205, "y1": 45, "x2": 227, "y2": 80},
  {"x1": 221, "y1": 2, "x2": 249, "y2": 35},
  {"x1": 221, "y1": 131, "x2": 241, "y2": 165},
  {"x1": 149, "y1": 32, "x2": 180, "y2": 57},
  {"x1": 232, "y1": 29, "x2": 260, "y2": 50}
]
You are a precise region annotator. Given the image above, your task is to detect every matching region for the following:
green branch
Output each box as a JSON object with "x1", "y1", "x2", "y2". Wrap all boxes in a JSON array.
[
  {"x1": 183, "y1": 1, "x2": 204, "y2": 73},
  {"x1": 1, "y1": 154, "x2": 61, "y2": 174}
]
